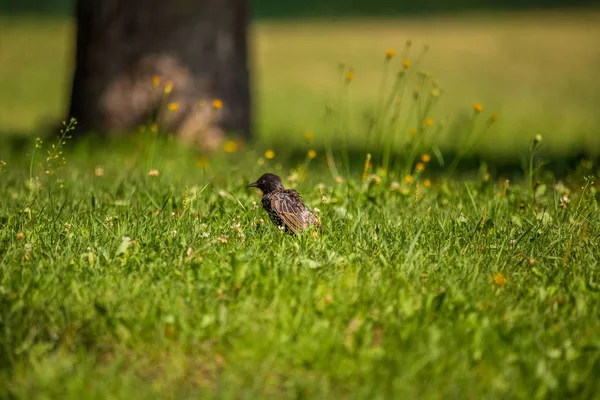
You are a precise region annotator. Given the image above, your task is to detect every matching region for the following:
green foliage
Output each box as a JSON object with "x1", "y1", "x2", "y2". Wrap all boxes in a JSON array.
[{"x1": 0, "y1": 128, "x2": 599, "y2": 399}]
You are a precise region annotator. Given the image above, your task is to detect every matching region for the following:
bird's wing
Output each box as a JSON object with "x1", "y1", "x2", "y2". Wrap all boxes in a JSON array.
[{"x1": 270, "y1": 190, "x2": 317, "y2": 234}]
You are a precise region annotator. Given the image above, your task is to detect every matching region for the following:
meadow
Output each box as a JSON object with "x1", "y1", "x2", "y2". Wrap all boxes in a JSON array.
[{"x1": 1, "y1": 9, "x2": 600, "y2": 399}]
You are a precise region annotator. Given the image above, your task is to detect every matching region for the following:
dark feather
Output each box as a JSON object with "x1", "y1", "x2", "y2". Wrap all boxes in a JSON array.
[{"x1": 267, "y1": 190, "x2": 319, "y2": 234}]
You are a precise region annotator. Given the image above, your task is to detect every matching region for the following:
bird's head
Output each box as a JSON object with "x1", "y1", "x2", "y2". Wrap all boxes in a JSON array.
[{"x1": 246, "y1": 173, "x2": 284, "y2": 194}]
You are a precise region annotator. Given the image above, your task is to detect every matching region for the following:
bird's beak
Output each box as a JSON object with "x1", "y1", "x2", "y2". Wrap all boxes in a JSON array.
[{"x1": 246, "y1": 181, "x2": 259, "y2": 188}]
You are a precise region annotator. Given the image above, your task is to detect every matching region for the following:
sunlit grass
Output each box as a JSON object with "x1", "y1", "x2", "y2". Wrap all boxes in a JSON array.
[{"x1": 0, "y1": 126, "x2": 599, "y2": 398}]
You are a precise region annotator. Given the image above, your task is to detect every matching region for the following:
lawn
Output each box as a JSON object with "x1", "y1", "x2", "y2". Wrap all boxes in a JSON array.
[{"x1": 1, "y1": 9, "x2": 600, "y2": 400}]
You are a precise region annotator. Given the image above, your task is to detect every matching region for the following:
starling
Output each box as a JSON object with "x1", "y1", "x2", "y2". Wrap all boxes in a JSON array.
[{"x1": 247, "y1": 173, "x2": 320, "y2": 235}]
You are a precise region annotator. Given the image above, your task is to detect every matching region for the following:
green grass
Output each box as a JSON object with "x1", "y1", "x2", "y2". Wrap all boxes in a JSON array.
[
  {"x1": 1, "y1": 9, "x2": 600, "y2": 399},
  {"x1": 0, "y1": 124, "x2": 599, "y2": 399}
]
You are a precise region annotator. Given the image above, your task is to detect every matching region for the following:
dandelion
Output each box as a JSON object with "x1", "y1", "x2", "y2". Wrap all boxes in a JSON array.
[
  {"x1": 402, "y1": 59, "x2": 411, "y2": 69},
  {"x1": 95, "y1": 166, "x2": 105, "y2": 176},
  {"x1": 385, "y1": 49, "x2": 395, "y2": 59},
  {"x1": 164, "y1": 81, "x2": 173, "y2": 94},
  {"x1": 335, "y1": 176, "x2": 343, "y2": 184},
  {"x1": 152, "y1": 75, "x2": 160, "y2": 87},
  {"x1": 409, "y1": 128, "x2": 417, "y2": 137},
  {"x1": 423, "y1": 179, "x2": 431, "y2": 188},
  {"x1": 404, "y1": 174, "x2": 414, "y2": 184},
  {"x1": 167, "y1": 102, "x2": 179, "y2": 112},
  {"x1": 148, "y1": 169, "x2": 159, "y2": 177},
  {"x1": 16, "y1": 232, "x2": 25, "y2": 240},
  {"x1": 212, "y1": 99, "x2": 223, "y2": 109},
  {"x1": 307, "y1": 149, "x2": 317, "y2": 159},
  {"x1": 264, "y1": 149, "x2": 276, "y2": 159},
  {"x1": 305, "y1": 132, "x2": 313, "y2": 141},
  {"x1": 494, "y1": 272, "x2": 507, "y2": 287},
  {"x1": 474, "y1": 103, "x2": 483, "y2": 113},
  {"x1": 415, "y1": 162, "x2": 425, "y2": 172},
  {"x1": 223, "y1": 140, "x2": 238, "y2": 153},
  {"x1": 424, "y1": 118, "x2": 434, "y2": 127},
  {"x1": 345, "y1": 71, "x2": 355, "y2": 82},
  {"x1": 421, "y1": 154, "x2": 431, "y2": 163},
  {"x1": 490, "y1": 113, "x2": 499, "y2": 122}
]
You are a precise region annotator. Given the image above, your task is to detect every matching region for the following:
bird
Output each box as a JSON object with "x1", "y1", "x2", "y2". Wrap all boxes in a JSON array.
[{"x1": 246, "y1": 173, "x2": 320, "y2": 235}]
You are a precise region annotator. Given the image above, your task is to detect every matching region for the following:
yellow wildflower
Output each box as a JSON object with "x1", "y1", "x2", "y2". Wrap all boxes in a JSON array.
[
  {"x1": 415, "y1": 162, "x2": 425, "y2": 172},
  {"x1": 421, "y1": 154, "x2": 431, "y2": 163},
  {"x1": 490, "y1": 113, "x2": 499, "y2": 122},
  {"x1": 409, "y1": 128, "x2": 417, "y2": 137},
  {"x1": 474, "y1": 103, "x2": 483, "y2": 113},
  {"x1": 385, "y1": 49, "x2": 395, "y2": 59},
  {"x1": 345, "y1": 71, "x2": 355, "y2": 82},
  {"x1": 152, "y1": 75, "x2": 160, "y2": 87},
  {"x1": 148, "y1": 169, "x2": 159, "y2": 177},
  {"x1": 423, "y1": 179, "x2": 431, "y2": 188},
  {"x1": 95, "y1": 166, "x2": 105, "y2": 177},
  {"x1": 404, "y1": 174, "x2": 414, "y2": 184},
  {"x1": 335, "y1": 176, "x2": 343, "y2": 184},
  {"x1": 167, "y1": 102, "x2": 179, "y2": 112},
  {"x1": 223, "y1": 140, "x2": 238, "y2": 153},
  {"x1": 164, "y1": 81, "x2": 173, "y2": 94},
  {"x1": 424, "y1": 118, "x2": 434, "y2": 127},
  {"x1": 305, "y1": 132, "x2": 313, "y2": 140},
  {"x1": 494, "y1": 272, "x2": 507, "y2": 287},
  {"x1": 265, "y1": 149, "x2": 276, "y2": 159},
  {"x1": 307, "y1": 149, "x2": 317, "y2": 159},
  {"x1": 212, "y1": 99, "x2": 223, "y2": 109},
  {"x1": 402, "y1": 59, "x2": 411, "y2": 69}
]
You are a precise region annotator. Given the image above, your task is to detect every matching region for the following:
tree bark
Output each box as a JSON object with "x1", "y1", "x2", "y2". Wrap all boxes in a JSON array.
[{"x1": 68, "y1": 0, "x2": 251, "y2": 151}]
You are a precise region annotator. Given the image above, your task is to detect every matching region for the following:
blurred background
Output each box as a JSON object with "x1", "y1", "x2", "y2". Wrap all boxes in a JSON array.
[{"x1": 1, "y1": 0, "x2": 599, "y2": 162}]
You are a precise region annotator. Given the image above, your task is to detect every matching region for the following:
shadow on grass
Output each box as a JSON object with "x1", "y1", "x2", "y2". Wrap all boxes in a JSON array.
[
  {"x1": 1, "y1": 0, "x2": 595, "y2": 19},
  {"x1": 1, "y1": 129, "x2": 597, "y2": 182}
]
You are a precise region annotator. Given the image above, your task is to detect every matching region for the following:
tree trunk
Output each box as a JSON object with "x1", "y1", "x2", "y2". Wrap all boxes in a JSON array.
[{"x1": 68, "y1": 0, "x2": 251, "y2": 151}]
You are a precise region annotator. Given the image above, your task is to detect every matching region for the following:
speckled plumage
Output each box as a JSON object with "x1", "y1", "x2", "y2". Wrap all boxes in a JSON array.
[{"x1": 247, "y1": 173, "x2": 320, "y2": 234}]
